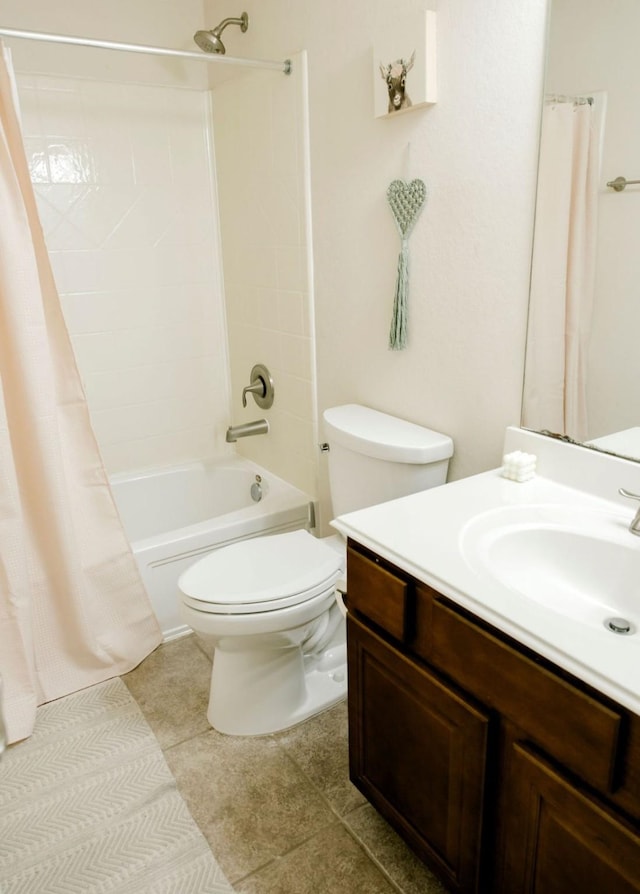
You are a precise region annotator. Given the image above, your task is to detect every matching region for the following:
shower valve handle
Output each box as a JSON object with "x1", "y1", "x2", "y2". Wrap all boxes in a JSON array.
[
  {"x1": 241, "y1": 364, "x2": 274, "y2": 410},
  {"x1": 242, "y1": 378, "x2": 266, "y2": 407}
]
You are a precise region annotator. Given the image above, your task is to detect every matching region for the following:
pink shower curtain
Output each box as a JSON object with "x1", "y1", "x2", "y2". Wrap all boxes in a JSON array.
[
  {"x1": 522, "y1": 97, "x2": 600, "y2": 441},
  {"x1": 0, "y1": 46, "x2": 161, "y2": 745}
]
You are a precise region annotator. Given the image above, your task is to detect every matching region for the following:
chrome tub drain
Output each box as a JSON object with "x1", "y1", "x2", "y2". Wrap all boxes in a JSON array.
[{"x1": 604, "y1": 617, "x2": 636, "y2": 635}]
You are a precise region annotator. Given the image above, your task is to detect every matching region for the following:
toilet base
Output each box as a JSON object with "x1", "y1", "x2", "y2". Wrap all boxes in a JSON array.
[{"x1": 207, "y1": 632, "x2": 347, "y2": 736}]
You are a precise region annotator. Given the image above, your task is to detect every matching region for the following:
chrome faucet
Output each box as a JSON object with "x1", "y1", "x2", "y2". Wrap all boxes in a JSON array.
[
  {"x1": 226, "y1": 419, "x2": 269, "y2": 443},
  {"x1": 618, "y1": 488, "x2": 640, "y2": 535}
]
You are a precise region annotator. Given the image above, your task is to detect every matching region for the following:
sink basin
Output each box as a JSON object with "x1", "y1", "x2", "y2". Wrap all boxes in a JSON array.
[{"x1": 460, "y1": 504, "x2": 640, "y2": 632}]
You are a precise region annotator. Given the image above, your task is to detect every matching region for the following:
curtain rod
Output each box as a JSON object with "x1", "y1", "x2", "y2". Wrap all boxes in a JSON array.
[{"x1": 0, "y1": 26, "x2": 291, "y2": 75}]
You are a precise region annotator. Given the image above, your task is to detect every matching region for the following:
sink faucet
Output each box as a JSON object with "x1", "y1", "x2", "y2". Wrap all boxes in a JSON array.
[{"x1": 618, "y1": 488, "x2": 640, "y2": 535}]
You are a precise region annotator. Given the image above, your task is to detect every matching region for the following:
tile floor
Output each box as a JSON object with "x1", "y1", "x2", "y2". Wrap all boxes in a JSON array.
[{"x1": 123, "y1": 634, "x2": 446, "y2": 894}]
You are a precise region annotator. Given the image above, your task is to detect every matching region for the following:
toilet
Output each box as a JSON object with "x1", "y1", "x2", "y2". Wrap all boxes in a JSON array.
[{"x1": 178, "y1": 404, "x2": 453, "y2": 736}]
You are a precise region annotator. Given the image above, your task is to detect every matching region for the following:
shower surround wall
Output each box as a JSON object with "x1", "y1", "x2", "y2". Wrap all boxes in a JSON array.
[
  {"x1": 10, "y1": 48, "x2": 318, "y2": 498},
  {"x1": 211, "y1": 55, "x2": 318, "y2": 500},
  {"x1": 14, "y1": 73, "x2": 230, "y2": 475}
]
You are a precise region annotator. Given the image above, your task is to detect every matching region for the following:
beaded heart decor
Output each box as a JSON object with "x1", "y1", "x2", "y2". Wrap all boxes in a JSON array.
[
  {"x1": 386, "y1": 178, "x2": 427, "y2": 350},
  {"x1": 387, "y1": 178, "x2": 426, "y2": 238}
]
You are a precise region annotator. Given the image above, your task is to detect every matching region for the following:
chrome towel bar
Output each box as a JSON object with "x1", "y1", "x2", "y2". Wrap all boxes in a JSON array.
[{"x1": 606, "y1": 176, "x2": 640, "y2": 192}]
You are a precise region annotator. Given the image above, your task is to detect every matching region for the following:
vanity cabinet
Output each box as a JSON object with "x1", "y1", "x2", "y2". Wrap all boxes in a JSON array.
[{"x1": 346, "y1": 539, "x2": 640, "y2": 894}]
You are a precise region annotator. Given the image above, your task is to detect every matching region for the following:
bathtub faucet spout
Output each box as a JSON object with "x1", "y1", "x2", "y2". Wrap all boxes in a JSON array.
[{"x1": 226, "y1": 419, "x2": 269, "y2": 443}]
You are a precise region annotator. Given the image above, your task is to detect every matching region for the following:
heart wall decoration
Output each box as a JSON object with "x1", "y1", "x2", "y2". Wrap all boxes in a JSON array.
[{"x1": 386, "y1": 178, "x2": 427, "y2": 350}]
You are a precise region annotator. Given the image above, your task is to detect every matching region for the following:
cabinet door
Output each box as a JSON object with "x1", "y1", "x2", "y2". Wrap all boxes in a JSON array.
[
  {"x1": 347, "y1": 615, "x2": 490, "y2": 894},
  {"x1": 498, "y1": 742, "x2": 640, "y2": 894}
]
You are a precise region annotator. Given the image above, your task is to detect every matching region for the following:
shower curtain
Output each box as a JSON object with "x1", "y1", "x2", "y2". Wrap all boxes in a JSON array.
[
  {"x1": 522, "y1": 97, "x2": 600, "y2": 441},
  {"x1": 0, "y1": 46, "x2": 161, "y2": 745}
]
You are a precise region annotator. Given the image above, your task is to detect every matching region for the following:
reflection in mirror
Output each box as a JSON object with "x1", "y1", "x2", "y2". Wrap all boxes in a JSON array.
[{"x1": 522, "y1": 0, "x2": 640, "y2": 461}]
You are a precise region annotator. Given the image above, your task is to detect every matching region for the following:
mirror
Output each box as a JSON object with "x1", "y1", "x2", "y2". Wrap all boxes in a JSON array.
[{"x1": 522, "y1": 0, "x2": 640, "y2": 462}]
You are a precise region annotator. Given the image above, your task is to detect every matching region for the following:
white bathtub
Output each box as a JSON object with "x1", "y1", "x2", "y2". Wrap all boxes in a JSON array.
[{"x1": 111, "y1": 458, "x2": 313, "y2": 640}]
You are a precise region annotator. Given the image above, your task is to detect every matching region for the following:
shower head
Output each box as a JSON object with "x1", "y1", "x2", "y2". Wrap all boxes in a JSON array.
[
  {"x1": 193, "y1": 30, "x2": 225, "y2": 54},
  {"x1": 194, "y1": 12, "x2": 249, "y2": 55}
]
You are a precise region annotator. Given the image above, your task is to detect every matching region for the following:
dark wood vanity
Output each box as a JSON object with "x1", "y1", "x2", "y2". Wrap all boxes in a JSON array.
[{"x1": 346, "y1": 538, "x2": 640, "y2": 893}]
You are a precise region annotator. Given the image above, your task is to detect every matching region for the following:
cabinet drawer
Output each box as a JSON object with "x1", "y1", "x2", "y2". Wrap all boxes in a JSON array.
[
  {"x1": 430, "y1": 598, "x2": 622, "y2": 793},
  {"x1": 347, "y1": 545, "x2": 409, "y2": 641}
]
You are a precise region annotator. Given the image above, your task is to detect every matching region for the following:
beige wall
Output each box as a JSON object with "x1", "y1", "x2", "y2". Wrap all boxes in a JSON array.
[
  {"x1": 0, "y1": 0, "x2": 208, "y2": 86},
  {"x1": 204, "y1": 0, "x2": 548, "y2": 525},
  {"x1": 2, "y1": 0, "x2": 549, "y2": 519}
]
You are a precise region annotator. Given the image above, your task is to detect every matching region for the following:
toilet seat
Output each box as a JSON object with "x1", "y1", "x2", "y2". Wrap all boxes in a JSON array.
[{"x1": 179, "y1": 529, "x2": 343, "y2": 615}]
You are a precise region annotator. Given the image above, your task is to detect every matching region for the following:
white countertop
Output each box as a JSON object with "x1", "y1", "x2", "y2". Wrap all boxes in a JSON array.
[{"x1": 332, "y1": 456, "x2": 640, "y2": 717}]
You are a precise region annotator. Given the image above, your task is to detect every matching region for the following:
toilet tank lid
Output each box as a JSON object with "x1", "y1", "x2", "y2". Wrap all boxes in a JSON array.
[{"x1": 323, "y1": 405, "x2": 453, "y2": 464}]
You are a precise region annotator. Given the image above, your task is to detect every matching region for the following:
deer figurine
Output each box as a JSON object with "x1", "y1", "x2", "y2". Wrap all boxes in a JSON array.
[{"x1": 380, "y1": 51, "x2": 415, "y2": 113}]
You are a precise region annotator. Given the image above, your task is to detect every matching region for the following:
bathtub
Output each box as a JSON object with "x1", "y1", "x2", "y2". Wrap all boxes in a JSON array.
[{"x1": 110, "y1": 458, "x2": 313, "y2": 640}]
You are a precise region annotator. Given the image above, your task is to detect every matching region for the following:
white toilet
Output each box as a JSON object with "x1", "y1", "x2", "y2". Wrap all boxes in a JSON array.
[{"x1": 178, "y1": 404, "x2": 453, "y2": 736}]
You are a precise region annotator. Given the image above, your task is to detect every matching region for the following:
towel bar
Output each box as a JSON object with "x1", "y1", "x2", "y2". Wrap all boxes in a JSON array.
[{"x1": 606, "y1": 176, "x2": 640, "y2": 192}]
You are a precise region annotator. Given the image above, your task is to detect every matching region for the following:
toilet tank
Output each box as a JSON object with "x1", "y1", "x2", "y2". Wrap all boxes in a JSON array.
[{"x1": 323, "y1": 404, "x2": 454, "y2": 518}]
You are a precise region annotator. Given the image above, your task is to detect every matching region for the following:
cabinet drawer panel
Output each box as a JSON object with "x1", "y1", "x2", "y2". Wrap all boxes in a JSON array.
[
  {"x1": 430, "y1": 599, "x2": 622, "y2": 792},
  {"x1": 347, "y1": 545, "x2": 408, "y2": 641}
]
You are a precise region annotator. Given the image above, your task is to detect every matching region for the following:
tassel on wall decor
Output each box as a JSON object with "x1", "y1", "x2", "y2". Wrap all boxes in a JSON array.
[{"x1": 386, "y1": 178, "x2": 427, "y2": 350}]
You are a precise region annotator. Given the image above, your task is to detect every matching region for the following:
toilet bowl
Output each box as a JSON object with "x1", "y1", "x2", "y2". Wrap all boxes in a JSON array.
[
  {"x1": 179, "y1": 529, "x2": 347, "y2": 736},
  {"x1": 179, "y1": 403, "x2": 453, "y2": 737}
]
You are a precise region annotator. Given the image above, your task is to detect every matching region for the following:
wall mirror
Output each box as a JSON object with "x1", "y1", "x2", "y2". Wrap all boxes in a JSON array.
[{"x1": 522, "y1": 0, "x2": 640, "y2": 462}]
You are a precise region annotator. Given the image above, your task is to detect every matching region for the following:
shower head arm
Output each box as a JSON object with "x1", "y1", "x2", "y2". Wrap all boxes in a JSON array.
[{"x1": 212, "y1": 13, "x2": 249, "y2": 37}]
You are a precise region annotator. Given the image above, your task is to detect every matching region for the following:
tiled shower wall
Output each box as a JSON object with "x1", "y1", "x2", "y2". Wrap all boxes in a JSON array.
[
  {"x1": 16, "y1": 74, "x2": 230, "y2": 474},
  {"x1": 212, "y1": 55, "x2": 318, "y2": 499}
]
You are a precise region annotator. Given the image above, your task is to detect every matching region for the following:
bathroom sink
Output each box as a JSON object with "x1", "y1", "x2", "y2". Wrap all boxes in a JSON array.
[{"x1": 460, "y1": 504, "x2": 640, "y2": 633}]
